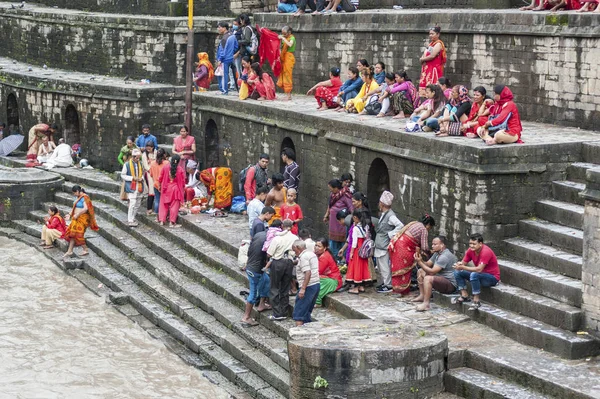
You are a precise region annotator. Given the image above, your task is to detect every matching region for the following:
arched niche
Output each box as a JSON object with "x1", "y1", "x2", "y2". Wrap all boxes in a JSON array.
[
  {"x1": 279, "y1": 137, "x2": 296, "y2": 174},
  {"x1": 367, "y1": 158, "x2": 390, "y2": 218},
  {"x1": 6, "y1": 93, "x2": 19, "y2": 134},
  {"x1": 64, "y1": 104, "x2": 81, "y2": 145}
]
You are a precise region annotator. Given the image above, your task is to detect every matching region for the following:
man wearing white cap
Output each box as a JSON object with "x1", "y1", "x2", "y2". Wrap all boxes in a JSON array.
[
  {"x1": 121, "y1": 148, "x2": 147, "y2": 227},
  {"x1": 374, "y1": 190, "x2": 404, "y2": 293}
]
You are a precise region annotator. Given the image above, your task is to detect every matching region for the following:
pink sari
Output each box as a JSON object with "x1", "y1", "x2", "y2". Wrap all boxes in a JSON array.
[{"x1": 252, "y1": 73, "x2": 276, "y2": 100}]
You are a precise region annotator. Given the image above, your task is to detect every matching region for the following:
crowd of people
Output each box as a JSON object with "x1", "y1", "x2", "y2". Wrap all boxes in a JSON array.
[
  {"x1": 520, "y1": 0, "x2": 599, "y2": 11},
  {"x1": 198, "y1": 22, "x2": 523, "y2": 145},
  {"x1": 117, "y1": 124, "x2": 234, "y2": 228},
  {"x1": 239, "y1": 150, "x2": 502, "y2": 325}
]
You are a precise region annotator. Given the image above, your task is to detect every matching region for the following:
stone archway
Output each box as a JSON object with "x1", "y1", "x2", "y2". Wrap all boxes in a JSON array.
[
  {"x1": 205, "y1": 119, "x2": 219, "y2": 168},
  {"x1": 367, "y1": 158, "x2": 390, "y2": 218},
  {"x1": 64, "y1": 104, "x2": 81, "y2": 145},
  {"x1": 6, "y1": 93, "x2": 19, "y2": 134},
  {"x1": 279, "y1": 137, "x2": 296, "y2": 174}
]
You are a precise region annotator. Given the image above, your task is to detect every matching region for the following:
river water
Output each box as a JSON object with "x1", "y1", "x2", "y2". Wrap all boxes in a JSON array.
[{"x1": 0, "y1": 236, "x2": 231, "y2": 399}]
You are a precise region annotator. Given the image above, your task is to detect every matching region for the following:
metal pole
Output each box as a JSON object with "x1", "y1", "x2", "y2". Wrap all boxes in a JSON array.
[{"x1": 184, "y1": 0, "x2": 194, "y2": 131}]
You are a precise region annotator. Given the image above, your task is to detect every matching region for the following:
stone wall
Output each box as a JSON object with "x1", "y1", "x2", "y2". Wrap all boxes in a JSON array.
[
  {"x1": 0, "y1": 58, "x2": 186, "y2": 171},
  {"x1": 192, "y1": 93, "x2": 594, "y2": 252},
  {"x1": 581, "y1": 166, "x2": 600, "y2": 338},
  {"x1": 0, "y1": 5, "x2": 221, "y2": 85},
  {"x1": 255, "y1": 10, "x2": 600, "y2": 130},
  {"x1": 2, "y1": 0, "x2": 263, "y2": 16}
]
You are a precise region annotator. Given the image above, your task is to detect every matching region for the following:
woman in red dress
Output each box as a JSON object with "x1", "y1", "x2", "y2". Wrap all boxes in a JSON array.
[
  {"x1": 172, "y1": 126, "x2": 196, "y2": 164},
  {"x1": 248, "y1": 63, "x2": 276, "y2": 101},
  {"x1": 158, "y1": 154, "x2": 186, "y2": 228},
  {"x1": 346, "y1": 209, "x2": 374, "y2": 295},
  {"x1": 462, "y1": 86, "x2": 493, "y2": 138},
  {"x1": 306, "y1": 67, "x2": 343, "y2": 110},
  {"x1": 388, "y1": 215, "x2": 435, "y2": 295},
  {"x1": 419, "y1": 27, "x2": 447, "y2": 97}
]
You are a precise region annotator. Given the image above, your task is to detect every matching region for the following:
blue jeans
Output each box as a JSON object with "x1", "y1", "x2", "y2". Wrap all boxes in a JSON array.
[
  {"x1": 217, "y1": 61, "x2": 232, "y2": 94},
  {"x1": 341, "y1": 90, "x2": 358, "y2": 105},
  {"x1": 153, "y1": 188, "x2": 161, "y2": 214},
  {"x1": 454, "y1": 270, "x2": 498, "y2": 296},
  {"x1": 246, "y1": 270, "x2": 270, "y2": 305},
  {"x1": 278, "y1": 2, "x2": 298, "y2": 12},
  {"x1": 329, "y1": 240, "x2": 344, "y2": 264},
  {"x1": 424, "y1": 117, "x2": 440, "y2": 131},
  {"x1": 293, "y1": 283, "x2": 320, "y2": 323}
]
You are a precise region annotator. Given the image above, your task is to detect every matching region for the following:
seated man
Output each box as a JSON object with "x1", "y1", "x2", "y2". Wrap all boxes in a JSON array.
[
  {"x1": 45, "y1": 139, "x2": 74, "y2": 169},
  {"x1": 452, "y1": 233, "x2": 500, "y2": 311},
  {"x1": 277, "y1": 0, "x2": 298, "y2": 13},
  {"x1": 412, "y1": 236, "x2": 457, "y2": 312}
]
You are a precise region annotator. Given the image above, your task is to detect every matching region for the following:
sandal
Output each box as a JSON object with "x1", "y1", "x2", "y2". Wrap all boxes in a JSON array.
[
  {"x1": 63, "y1": 252, "x2": 74, "y2": 258},
  {"x1": 452, "y1": 295, "x2": 471, "y2": 304}
]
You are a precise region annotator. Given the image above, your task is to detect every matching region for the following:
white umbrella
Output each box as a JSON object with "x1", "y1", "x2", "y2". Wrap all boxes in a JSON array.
[{"x1": 0, "y1": 134, "x2": 25, "y2": 156}]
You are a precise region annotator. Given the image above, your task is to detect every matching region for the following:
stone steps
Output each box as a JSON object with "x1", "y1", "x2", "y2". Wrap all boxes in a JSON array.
[
  {"x1": 463, "y1": 347, "x2": 600, "y2": 399},
  {"x1": 7, "y1": 221, "x2": 285, "y2": 399},
  {"x1": 158, "y1": 133, "x2": 179, "y2": 145},
  {"x1": 478, "y1": 282, "x2": 583, "y2": 332},
  {"x1": 435, "y1": 293, "x2": 595, "y2": 359},
  {"x1": 583, "y1": 142, "x2": 600, "y2": 164},
  {"x1": 552, "y1": 180, "x2": 586, "y2": 206},
  {"x1": 25, "y1": 211, "x2": 292, "y2": 398},
  {"x1": 567, "y1": 162, "x2": 598, "y2": 183},
  {"x1": 445, "y1": 367, "x2": 552, "y2": 399},
  {"x1": 534, "y1": 199, "x2": 584, "y2": 230},
  {"x1": 498, "y1": 258, "x2": 582, "y2": 307},
  {"x1": 502, "y1": 237, "x2": 582, "y2": 279},
  {"x1": 518, "y1": 218, "x2": 583, "y2": 256}
]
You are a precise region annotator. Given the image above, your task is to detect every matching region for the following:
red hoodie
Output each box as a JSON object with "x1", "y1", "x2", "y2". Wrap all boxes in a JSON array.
[{"x1": 490, "y1": 86, "x2": 523, "y2": 140}]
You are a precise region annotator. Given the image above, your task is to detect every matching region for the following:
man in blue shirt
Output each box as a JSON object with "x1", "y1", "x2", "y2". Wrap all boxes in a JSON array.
[
  {"x1": 135, "y1": 124, "x2": 157, "y2": 152},
  {"x1": 216, "y1": 22, "x2": 239, "y2": 95}
]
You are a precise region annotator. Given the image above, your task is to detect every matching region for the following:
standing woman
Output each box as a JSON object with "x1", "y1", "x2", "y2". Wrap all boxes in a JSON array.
[
  {"x1": 64, "y1": 185, "x2": 99, "y2": 258},
  {"x1": 142, "y1": 142, "x2": 157, "y2": 215},
  {"x1": 172, "y1": 126, "x2": 196, "y2": 166},
  {"x1": 194, "y1": 52, "x2": 214, "y2": 91},
  {"x1": 419, "y1": 27, "x2": 447, "y2": 97},
  {"x1": 388, "y1": 215, "x2": 435, "y2": 295},
  {"x1": 149, "y1": 148, "x2": 168, "y2": 217},
  {"x1": 346, "y1": 209, "x2": 372, "y2": 294},
  {"x1": 277, "y1": 26, "x2": 296, "y2": 101},
  {"x1": 323, "y1": 179, "x2": 353, "y2": 263},
  {"x1": 158, "y1": 154, "x2": 186, "y2": 228}
]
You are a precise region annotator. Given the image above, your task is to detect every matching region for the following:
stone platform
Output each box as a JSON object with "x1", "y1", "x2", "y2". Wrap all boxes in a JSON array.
[
  {"x1": 255, "y1": 9, "x2": 600, "y2": 129},
  {"x1": 193, "y1": 91, "x2": 600, "y2": 250}
]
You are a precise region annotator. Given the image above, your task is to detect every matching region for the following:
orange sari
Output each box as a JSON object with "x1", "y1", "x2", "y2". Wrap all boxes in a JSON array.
[
  {"x1": 199, "y1": 167, "x2": 233, "y2": 209},
  {"x1": 65, "y1": 194, "x2": 99, "y2": 246},
  {"x1": 419, "y1": 39, "x2": 447, "y2": 89},
  {"x1": 276, "y1": 36, "x2": 295, "y2": 94}
]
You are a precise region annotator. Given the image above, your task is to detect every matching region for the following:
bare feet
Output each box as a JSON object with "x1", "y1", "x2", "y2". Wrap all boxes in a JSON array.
[
  {"x1": 63, "y1": 252, "x2": 74, "y2": 258},
  {"x1": 39, "y1": 241, "x2": 46, "y2": 246},
  {"x1": 317, "y1": 106, "x2": 328, "y2": 111},
  {"x1": 392, "y1": 114, "x2": 405, "y2": 119},
  {"x1": 411, "y1": 295, "x2": 424, "y2": 302},
  {"x1": 415, "y1": 304, "x2": 430, "y2": 312},
  {"x1": 42, "y1": 245, "x2": 54, "y2": 250},
  {"x1": 485, "y1": 137, "x2": 497, "y2": 146},
  {"x1": 80, "y1": 251, "x2": 89, "y2": 256},
  {"x1": 376, "y1": 112, "x2": 385, "y2": 118}
]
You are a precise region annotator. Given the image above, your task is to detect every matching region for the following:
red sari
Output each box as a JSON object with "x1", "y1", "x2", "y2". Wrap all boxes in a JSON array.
[
  {"x1": 419, "y1": 39, "x2": 447, "y2": 89},
  {"x1": 250, "y1": 73, "x2": 276, "y2": 100},
  {"x1": 464, "y1": 100, "x2": 492, "y2": 136},
  {"x1": 315, "y1": 76, "x2": 342, "y2": 108},
  {"x1": 388, "y1": 222, "x2": 428, "y2": 294}
]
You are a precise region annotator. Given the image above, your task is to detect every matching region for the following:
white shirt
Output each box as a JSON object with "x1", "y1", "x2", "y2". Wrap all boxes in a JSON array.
[{"x1": 247, "y1": 198, "x2": 264, "y2": 230}]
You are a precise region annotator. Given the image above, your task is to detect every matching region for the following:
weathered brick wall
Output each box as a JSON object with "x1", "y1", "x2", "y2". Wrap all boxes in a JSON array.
[
  {"x1": 0, "y1": 65, "x2": 186, "y2": 171},
  {"x1": 0, "y1": 0, "x2": 263, "y2": 16},
  {"x1": 255, "y1": 11, "x2": 600, "y2": 130},
  {"x1": 581, "y1": 168, "x2": 600, "y2": 338},
  {"x1": 0, "y1": 6, "x2": 220, "y2": 85},
  {"x1": 192, "y1": 94, "x2": 584, "y2": 252}
]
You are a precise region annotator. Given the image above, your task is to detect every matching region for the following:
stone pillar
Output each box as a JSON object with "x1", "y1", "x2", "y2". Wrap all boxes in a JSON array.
[
  {"x1": 287, "y1": 320, "x2": 447, "y2": 399},
  {"x1": 581, "y1": 167, "x2": 600, "y2": 339}
]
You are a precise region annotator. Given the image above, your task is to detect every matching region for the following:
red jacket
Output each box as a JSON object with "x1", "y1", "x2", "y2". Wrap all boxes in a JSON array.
[
  {"x1": 47, "y1": 215, "x2": 67, "y2": 237},
  {"x1": 490, "y1": 86, "x2": 523, "y2": 140},
  {"x1": 318, "y1": 250, "x2": 343, "y2": 290}
]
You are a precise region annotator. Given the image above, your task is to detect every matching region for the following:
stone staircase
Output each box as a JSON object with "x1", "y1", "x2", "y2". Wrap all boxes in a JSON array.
[
  {"x1": 438, "y1": 142, "x2": 600, "y2": 397},
  {"x1": 2, "y1": 163, "x2": 600, "y2": 398}
]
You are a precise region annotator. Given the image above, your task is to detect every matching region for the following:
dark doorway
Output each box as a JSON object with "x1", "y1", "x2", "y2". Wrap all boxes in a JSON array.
[
  {"x1": 205, "y1": 119, "x2": 219, "y2": 168},
  {"x1": 64, "y1": 104, "x2": 81, "y2": 145},
  {"x1": 279, "y1": 137, "x2": 296, "y2": 173},
  {"x1": 367, "y1": 158, "x2": 390, "y2": 218},
  {"x1": 6, "y1": 93, "x2": 19, "y2": 134}
]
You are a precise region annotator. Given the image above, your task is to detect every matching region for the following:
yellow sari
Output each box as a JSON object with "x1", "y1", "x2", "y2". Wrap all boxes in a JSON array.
[{"x1": 276, "y1": 35, "x2": 295, "y2": 94}]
